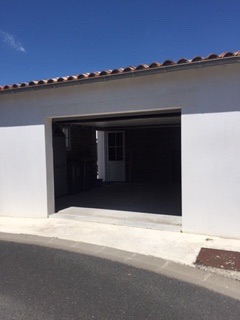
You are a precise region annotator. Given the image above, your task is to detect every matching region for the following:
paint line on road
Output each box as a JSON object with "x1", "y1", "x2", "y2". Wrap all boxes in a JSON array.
[
  {"x1": 123, "y1": 253, "x2": 137, "y2": 263},
  {"x1": 203, "y1": 273, "x2": 211, "y2": 282}
]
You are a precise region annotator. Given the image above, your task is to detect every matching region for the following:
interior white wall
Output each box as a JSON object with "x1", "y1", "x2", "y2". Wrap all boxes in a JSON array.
[
  {"x1": 96, "y1": 131, "x2": 106, "y2": 181},
  {"x1": 182, "y1": 112, "x2": 240, "y2": 239},
  {"x1": 0, "y1": 124, "x2": 49, "y2": 218}
]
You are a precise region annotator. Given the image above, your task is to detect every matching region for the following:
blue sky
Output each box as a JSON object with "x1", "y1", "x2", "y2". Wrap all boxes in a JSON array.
[{"x1": 0, "y1": 0, "x2": 239, "y2": 85}]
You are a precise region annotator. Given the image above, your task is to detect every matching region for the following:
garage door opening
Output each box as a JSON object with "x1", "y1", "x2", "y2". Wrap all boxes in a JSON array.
[{"x1": 52, "y1": 111, "x2": 181, "y2": 217}]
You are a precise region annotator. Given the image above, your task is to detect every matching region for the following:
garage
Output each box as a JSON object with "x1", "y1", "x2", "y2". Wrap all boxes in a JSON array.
[
  {"x1": 1, "y1": 51, "x2": 239, "y2": 238},
  {"x1": 52, "y1": 110, "x2": 181, "y2": 217}
]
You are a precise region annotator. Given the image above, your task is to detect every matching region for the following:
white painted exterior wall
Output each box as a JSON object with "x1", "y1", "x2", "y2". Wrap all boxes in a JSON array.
[
  {"x1": 182, "y1": 112, "x2": 240, "y2": 238},
  {"x1": 0, "y1": 124, "x2": 50, "y2": 218},
  {"x1": 0, "y1": 62, "x2": 239, "y2": 237}
]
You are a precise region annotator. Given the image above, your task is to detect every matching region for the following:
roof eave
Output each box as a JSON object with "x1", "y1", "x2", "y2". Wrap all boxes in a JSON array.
[{"x1": 0, "y1": 56, "x2": 239, "y2": 96}]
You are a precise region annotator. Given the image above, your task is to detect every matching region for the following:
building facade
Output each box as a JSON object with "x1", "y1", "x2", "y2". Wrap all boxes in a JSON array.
[{"x1": 0, "y1": 51, "x2": 240, "y2": 239}]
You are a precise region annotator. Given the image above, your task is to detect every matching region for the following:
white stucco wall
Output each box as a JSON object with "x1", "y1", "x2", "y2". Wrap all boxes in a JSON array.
[
  {"x1": 0, "y1": 61, "x2": 240, "y2": 238},
  {"x1": 182, "y1": 112, "x2": 240, "y2": 238},
  {"x1": 0, "y1": 124, "x2": 49, "y2": 218}
]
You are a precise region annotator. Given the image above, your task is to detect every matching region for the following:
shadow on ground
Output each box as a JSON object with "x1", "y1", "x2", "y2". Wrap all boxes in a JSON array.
[{"x1": 55, "y1": 182, "x2": 181, "y2": 216}]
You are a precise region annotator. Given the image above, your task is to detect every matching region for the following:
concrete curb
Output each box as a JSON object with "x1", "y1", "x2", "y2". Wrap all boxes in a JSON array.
[{"x1": 0, "y1": 232, "x2": 239, "y2": 301}]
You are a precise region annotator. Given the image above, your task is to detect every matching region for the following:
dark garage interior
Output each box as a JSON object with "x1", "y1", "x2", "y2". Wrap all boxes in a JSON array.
[{"x1": 52, "y1": 112, "x2": 181, "y2": 216}]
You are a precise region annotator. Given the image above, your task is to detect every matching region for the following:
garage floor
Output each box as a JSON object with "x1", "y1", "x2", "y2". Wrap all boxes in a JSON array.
[{"x1": 55, "y1": 182, "x2": 181, "y2": 216}]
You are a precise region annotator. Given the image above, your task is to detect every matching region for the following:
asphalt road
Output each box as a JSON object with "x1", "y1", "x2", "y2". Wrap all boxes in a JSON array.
[{"x1": 0, "y1": 241, "x2": 239, "y2": 320}]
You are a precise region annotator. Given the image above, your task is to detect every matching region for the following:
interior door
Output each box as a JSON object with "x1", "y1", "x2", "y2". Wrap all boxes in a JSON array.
[{"x1": 107, "y1": 131, "x2": 125, "y2": 181}]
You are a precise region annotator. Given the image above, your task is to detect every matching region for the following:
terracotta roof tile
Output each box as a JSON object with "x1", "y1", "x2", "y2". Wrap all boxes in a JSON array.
[
  {"x1": 149, "y1": 62, "x2": 161, "y2": 68},
  {"x1": 67, "y1": 75, "x2": 78, "y2": 81},
  {"x1": 205, "y1": 53, "x2": 219, "y2": 60},
  {"x1": 177, "y1": 58, "x2": 189, "y2": 64},
  {"x1": 219, "y1": 51, "x2": 234, "y2": 58},
  {"x1": 136, "y1": 64, "x2": 149, "y2": 70},
  {"x1": 191, "y1": 56, "x2": 203, "y2": 62},
  {"x1": 47, "y1": 78, "x2": 56, "y2": 84},
  {"x1": 123, "y1": 66, "x2": 136, "y2": 72},
  {"x1": 29, "y1": 81, "x2": 38, "y2": 86},
  {"x1": 162, "y1": 59, "x2": 175, "y2": 66},
  {"x1": 0, "y1": 50, "x2": 239, "y2": 92},
  {"x1": 57, "y1": 77, "x2": 68, "y2": 82},
  {"x1": 99, "y1": 70, "x2": 111, "y2": 76},
  {"x1": 20, "y1": 83, "x2": 28, "y2": 87},
  {"x1": 88, "y1": 72, "x2": 100, "y2": 78},
  {"x1": 111, "y1": 68, "x2": 124, "y2": 74},
  {"x1": 37, "y1": 80, "x2": 47, "y2": 85},
  {"x1": 77, "y1": 73, "x2": 89, "y2": 79}
]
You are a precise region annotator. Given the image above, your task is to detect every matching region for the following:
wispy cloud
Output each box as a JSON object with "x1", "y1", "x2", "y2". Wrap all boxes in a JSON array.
[{"x1": 0, "y1": 30, "x2": 26, "y2": 53}]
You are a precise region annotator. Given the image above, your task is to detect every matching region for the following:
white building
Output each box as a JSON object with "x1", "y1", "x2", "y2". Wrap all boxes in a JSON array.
[{"x1": 0, "y1": 51, "x2": 239, "y2": 239}]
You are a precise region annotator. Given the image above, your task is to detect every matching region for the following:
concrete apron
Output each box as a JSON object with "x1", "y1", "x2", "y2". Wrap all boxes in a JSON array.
[
  {"x1": 51, "y1": 207, "x2": 182, "y2": 232},
  {"x1": 51, "y1": 209, "x2": 240, "y2": 281}
]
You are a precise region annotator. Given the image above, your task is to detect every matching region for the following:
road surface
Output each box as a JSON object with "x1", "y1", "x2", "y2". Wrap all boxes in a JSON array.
[{"x1": 0, "y1": 241, "x2": 239, "y2": 319}]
